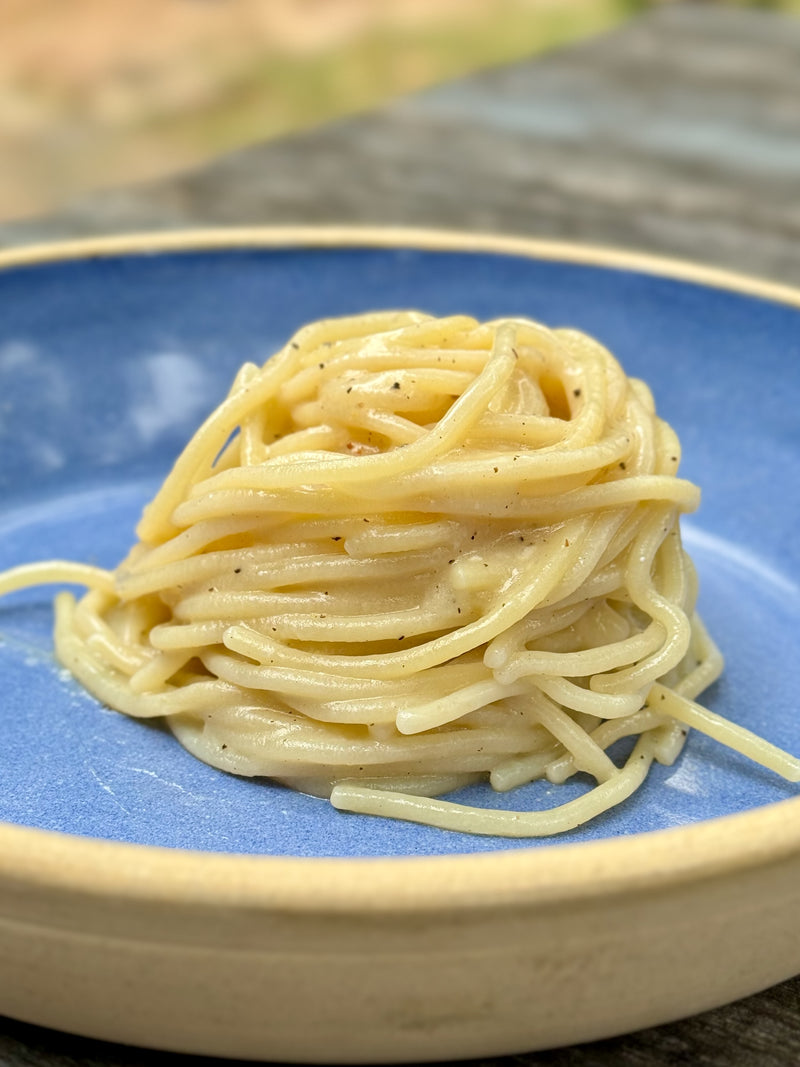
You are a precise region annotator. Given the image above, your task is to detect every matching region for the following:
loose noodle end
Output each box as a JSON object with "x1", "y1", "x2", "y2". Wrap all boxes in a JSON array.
[{"x1": 1, "y1": 312, "x2": 797, "y2": 837}]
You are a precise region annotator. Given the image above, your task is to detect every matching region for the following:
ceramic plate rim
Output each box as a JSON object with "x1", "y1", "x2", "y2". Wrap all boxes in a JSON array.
[{"x1": 2, "y1": 224, "x2": 799, "y2": 918}]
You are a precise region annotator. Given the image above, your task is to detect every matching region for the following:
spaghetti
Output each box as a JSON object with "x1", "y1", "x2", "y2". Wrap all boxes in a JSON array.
[{"x1": 2, "y1": 311, "x2": 798, "y2": 836}]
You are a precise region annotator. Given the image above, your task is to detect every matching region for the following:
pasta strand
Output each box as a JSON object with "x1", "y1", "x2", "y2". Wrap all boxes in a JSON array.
[{"x1": 3, "y1": 312, "x2": 797, "y2": 837}]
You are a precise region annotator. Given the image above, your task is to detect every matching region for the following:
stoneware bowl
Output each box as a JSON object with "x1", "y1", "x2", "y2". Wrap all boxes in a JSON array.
[{"x1": 0, "y1": 227, "x2": 798, "y2": 1063}]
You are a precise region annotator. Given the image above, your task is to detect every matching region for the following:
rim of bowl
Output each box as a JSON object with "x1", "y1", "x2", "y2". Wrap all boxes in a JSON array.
[{"x1": 1, "y1": 224, "x2": 799, "y2": 919}]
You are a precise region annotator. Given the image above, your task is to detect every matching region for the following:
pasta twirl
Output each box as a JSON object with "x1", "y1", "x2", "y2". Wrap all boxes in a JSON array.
[{"x1": 2, "y1": 311, "x2": 799, "y2": 837}]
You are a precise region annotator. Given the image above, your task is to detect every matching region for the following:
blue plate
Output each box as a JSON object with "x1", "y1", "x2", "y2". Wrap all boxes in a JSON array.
[{"x1": 1, "y1": 230, "x2": 798, "y2": 858}]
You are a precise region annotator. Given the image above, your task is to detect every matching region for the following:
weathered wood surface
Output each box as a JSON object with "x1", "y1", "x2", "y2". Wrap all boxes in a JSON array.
[
  {"x1": 2, "y1": 3, "x2": 799, "y2": 1066},
  {"x1": 3, "y1": 4, "x2": 800, "y2": 288}
]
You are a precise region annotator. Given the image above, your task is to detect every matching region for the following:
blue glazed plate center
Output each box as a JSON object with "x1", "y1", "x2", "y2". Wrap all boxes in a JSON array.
[{"x1": 0, "y1": 242, "x2": 798, "y2": 857}]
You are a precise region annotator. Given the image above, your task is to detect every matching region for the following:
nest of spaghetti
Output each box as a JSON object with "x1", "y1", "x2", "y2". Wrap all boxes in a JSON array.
[{"x1": 54, "y1": 311, "x2": 728, "y2": 836}]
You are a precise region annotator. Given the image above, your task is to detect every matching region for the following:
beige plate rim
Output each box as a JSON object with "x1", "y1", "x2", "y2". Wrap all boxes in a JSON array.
[{"x1": 1, "y1": 223, "x2": 799, "y2": 916}]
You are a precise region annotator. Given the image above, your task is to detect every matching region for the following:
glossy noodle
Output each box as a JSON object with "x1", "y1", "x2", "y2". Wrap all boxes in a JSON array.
[{"x1": 2, "y1": 311, "x2": 798, "y2": 836}]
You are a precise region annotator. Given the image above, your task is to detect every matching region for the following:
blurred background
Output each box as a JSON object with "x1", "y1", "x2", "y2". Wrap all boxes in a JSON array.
[{"x1": 2, "y1": 0, "x2": 798, "y2": 225}]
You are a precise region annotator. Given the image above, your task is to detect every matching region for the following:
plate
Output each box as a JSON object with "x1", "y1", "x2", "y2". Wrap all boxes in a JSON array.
[{"x1": 0, "y1": 227, "x2": 799, "y2": 1061}]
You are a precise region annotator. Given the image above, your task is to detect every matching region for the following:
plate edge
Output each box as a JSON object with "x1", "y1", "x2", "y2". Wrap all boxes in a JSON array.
[
  {"x1": 1, "y1": 223, "x2": 799, "y2": 910},
  {"x1": 1, "y1": 223, "x2": 800, "y2": 310}
]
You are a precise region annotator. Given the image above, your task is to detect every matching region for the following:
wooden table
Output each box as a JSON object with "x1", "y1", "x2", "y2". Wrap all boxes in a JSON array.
[{"x1": 2, "y1": 4, "x2": 799, "y2": 1064}]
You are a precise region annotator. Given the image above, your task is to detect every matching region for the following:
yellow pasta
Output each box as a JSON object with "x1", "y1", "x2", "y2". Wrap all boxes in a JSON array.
[{"x1": 2, "y1": 311, "x2": 798, "y2": 836}]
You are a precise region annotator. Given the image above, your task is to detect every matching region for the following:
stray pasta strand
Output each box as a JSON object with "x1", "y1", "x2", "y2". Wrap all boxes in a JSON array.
[{"x1": 2, "y1": 311, "x2": 797, "y2": 837}]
